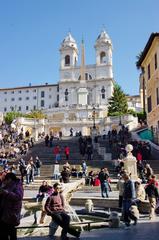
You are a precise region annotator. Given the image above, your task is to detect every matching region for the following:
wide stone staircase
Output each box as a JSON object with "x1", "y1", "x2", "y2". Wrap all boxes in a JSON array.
[
  {"x1": 21, "y1": 136, "x2": 117, "y2": 191},
  {"x1": 21, "y1": 135, "x2": 159, "y2": 192},
  {"x1": 25, "y1": 137, "x2": 114, "y2": 173}
]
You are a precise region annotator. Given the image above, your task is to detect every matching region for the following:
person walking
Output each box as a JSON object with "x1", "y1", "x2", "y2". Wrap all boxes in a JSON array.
[
  {"x1": 145, "y1": 178, "x2": 159, "y2": 220},
  {"x1": 117, "y1": 176, "x2": 124, "y2": 208},
  {"x1": 18, "y1": 158, "x2": 26, "y2": 183},
  {"x1": 61, "y1": 166, "x2": 71, "y2": 183},
  {"x1": 45, "y1": 182, "x2": 81, "y2": 240},
  {"x1": 0, "y1": 172, "x2": 23, "y2": 240},
  {"x1": 98, "y1": 168, "x2": 111, "y2": 198},
  {"x1": 53, "y1": 145, "x2": 61, "y2": 163},
  {"x1": 64, "y1": 146, "x2": 70, "y2": 160},
  {"x1": 122, "y1": 173, "x2": 136, "y2": 227},
  {"x1": 35, "y1": 156, "x2": 41, "y2": 177}
]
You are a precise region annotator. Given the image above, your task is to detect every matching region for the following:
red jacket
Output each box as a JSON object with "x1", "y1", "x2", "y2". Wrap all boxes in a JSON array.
[
  {"x1": 53, "y1": 146, "x2": 60, "y2": 155},
  {"x1": 64, "y1": 147, "x2": 70, "y2": 155}
]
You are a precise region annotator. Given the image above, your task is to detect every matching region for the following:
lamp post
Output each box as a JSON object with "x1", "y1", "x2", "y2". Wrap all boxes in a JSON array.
[
  {"x1": 92, "y1": 107, "x2": 96, "y2": 129},
  {"x1": 119, "y1": 114, "x2": 122, "y2": 126}
]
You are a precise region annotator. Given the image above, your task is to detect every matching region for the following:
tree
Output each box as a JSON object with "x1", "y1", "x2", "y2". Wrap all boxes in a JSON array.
[
  {"x1": 4, "y1": 111, "x2": 24, "y2": 124},
  {"x1": 136, "y1": 51, "x2": 143, "y2": 70},
  {"x1": 25, "y1": 110, "x2": 46, "y2": 119},
  {"x1": 137, "y1": 111, "x2": 147, "y2": 123},
  {"x1": 108, "y1": 84, "x2": 128, "y2": 117}
]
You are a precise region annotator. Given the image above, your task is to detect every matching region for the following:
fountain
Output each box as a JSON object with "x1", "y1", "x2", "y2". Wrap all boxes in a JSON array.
[{"x1": 20, "y1": 179, "x2": 85, "y2": 238}]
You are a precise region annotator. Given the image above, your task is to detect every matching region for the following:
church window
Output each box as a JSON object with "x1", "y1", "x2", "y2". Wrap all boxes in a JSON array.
[
  {"x1": 65, "y1": 55, "x2": 70, "y2": 66},
  {"x1": 101, "y1": 87, "x2": 105, "y2": 99},
  {"x1": 78, "y1": 73, "x2": 92, "y2": 80},
  {"x1": 100, "y1": 51, "x2": 106, "y2": 63}
]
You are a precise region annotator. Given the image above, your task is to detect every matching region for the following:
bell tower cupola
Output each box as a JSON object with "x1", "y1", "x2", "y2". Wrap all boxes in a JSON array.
[
  {"x1": 94, "y1": 30, "x2": 113, "y2": 79},
  {"x1": 60, "y1": 32, "x2": 78, "y2": 69},
  {"x1": 95, "y1": 30, "x2": 112, "y2": 66}
]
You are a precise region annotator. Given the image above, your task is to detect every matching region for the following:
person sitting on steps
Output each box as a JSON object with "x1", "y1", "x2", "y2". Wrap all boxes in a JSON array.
[{"x1": 45, "y1": 182, "x2": 81, "y2": 240}]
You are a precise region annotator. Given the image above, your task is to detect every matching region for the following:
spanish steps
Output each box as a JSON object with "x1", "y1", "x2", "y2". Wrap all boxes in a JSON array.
[{"x1": 12, "y1": 134, "x2": 159, "y2": 191}]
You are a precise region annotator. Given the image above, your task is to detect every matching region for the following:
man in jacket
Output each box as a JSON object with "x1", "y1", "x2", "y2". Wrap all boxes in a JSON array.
[
  {"x1": 45, "y1": 182, "x2": 80, "y2": 240},
  {"x1": 122, "y1": 173, "x2": 136, "y2": 227}
]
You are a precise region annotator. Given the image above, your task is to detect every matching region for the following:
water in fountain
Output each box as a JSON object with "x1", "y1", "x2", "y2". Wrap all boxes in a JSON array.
[{"x1": 65, "y1": 204, "x2": 83, "y2": 231}]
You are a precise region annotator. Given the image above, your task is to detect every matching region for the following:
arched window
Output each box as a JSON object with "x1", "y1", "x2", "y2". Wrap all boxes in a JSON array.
[
  {"x1": 65, "y1": 55, "x2": 70, "y2": 66},
  {"x1": 78, "y1": 73, "x2": 92, "y2": 80},
  {"x1": 100, "y1": 51, "x2": 106, "y2": 63}
]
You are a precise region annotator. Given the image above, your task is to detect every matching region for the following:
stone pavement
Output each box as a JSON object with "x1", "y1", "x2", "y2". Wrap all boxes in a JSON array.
[
  {"x1": 18, "y1": 216, "x2": 159, "y2": 240},
  {"x1": 21, "y1": 185, "x2": 159, "y2": 240}
]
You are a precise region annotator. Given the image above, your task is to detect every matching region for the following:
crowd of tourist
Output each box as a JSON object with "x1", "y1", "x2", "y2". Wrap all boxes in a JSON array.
[
  {"x1": 0, "y1": 118, "x2": 159, "y2": 238},
  {"x1": 0, "y1": 122, "x2": 35, "y2": 171}
]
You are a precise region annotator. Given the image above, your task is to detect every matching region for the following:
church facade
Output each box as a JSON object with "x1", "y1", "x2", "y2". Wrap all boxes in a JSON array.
[
  {"x1": 0, "y1": 30, "x2": 116, "y2": 136},
  {"x1": 44, "y1": 30, "x2": 114, "y2": 135}
]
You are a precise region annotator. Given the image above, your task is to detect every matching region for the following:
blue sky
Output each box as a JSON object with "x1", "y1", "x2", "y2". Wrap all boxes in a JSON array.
[{"x1": 0, "y1": 0, "x2": 158, "y2": 95}]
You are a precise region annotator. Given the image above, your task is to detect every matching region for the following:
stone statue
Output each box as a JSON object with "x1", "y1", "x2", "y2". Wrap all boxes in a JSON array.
[
  {"x1": 85, "y1": 199, "x2": 94, "y2": 213},
  {"x1": 124, "y1": 144, "x2": 138, "y2": 180}
]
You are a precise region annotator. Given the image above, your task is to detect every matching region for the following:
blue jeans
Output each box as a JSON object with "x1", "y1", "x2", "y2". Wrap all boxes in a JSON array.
[
  {"x1": 101, "y1": 181, "x2": 109, "y2": 198},
  {"x1": 122, "y1": 199, "x2": 132, "y2": 225}
]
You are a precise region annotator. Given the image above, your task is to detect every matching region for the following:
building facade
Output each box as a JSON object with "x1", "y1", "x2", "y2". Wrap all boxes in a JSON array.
[
  {"x1": 137, "y1": 33, "x2": 159, "y2": 142},
  {"x1": 126, "y1": 95, "x2": 142, "y2": 112},
  {"x1": 0, "y1": 84, "x2": 58, "y2": 113}
]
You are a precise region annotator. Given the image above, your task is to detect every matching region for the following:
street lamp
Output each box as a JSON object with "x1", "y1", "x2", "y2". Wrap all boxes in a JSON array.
[
  {"x1": 92, "y1": 107, "x2": 96, "y2": 129},
  {"x1": 119, "y1": 114, "x2": 122, "y2": 126}
]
